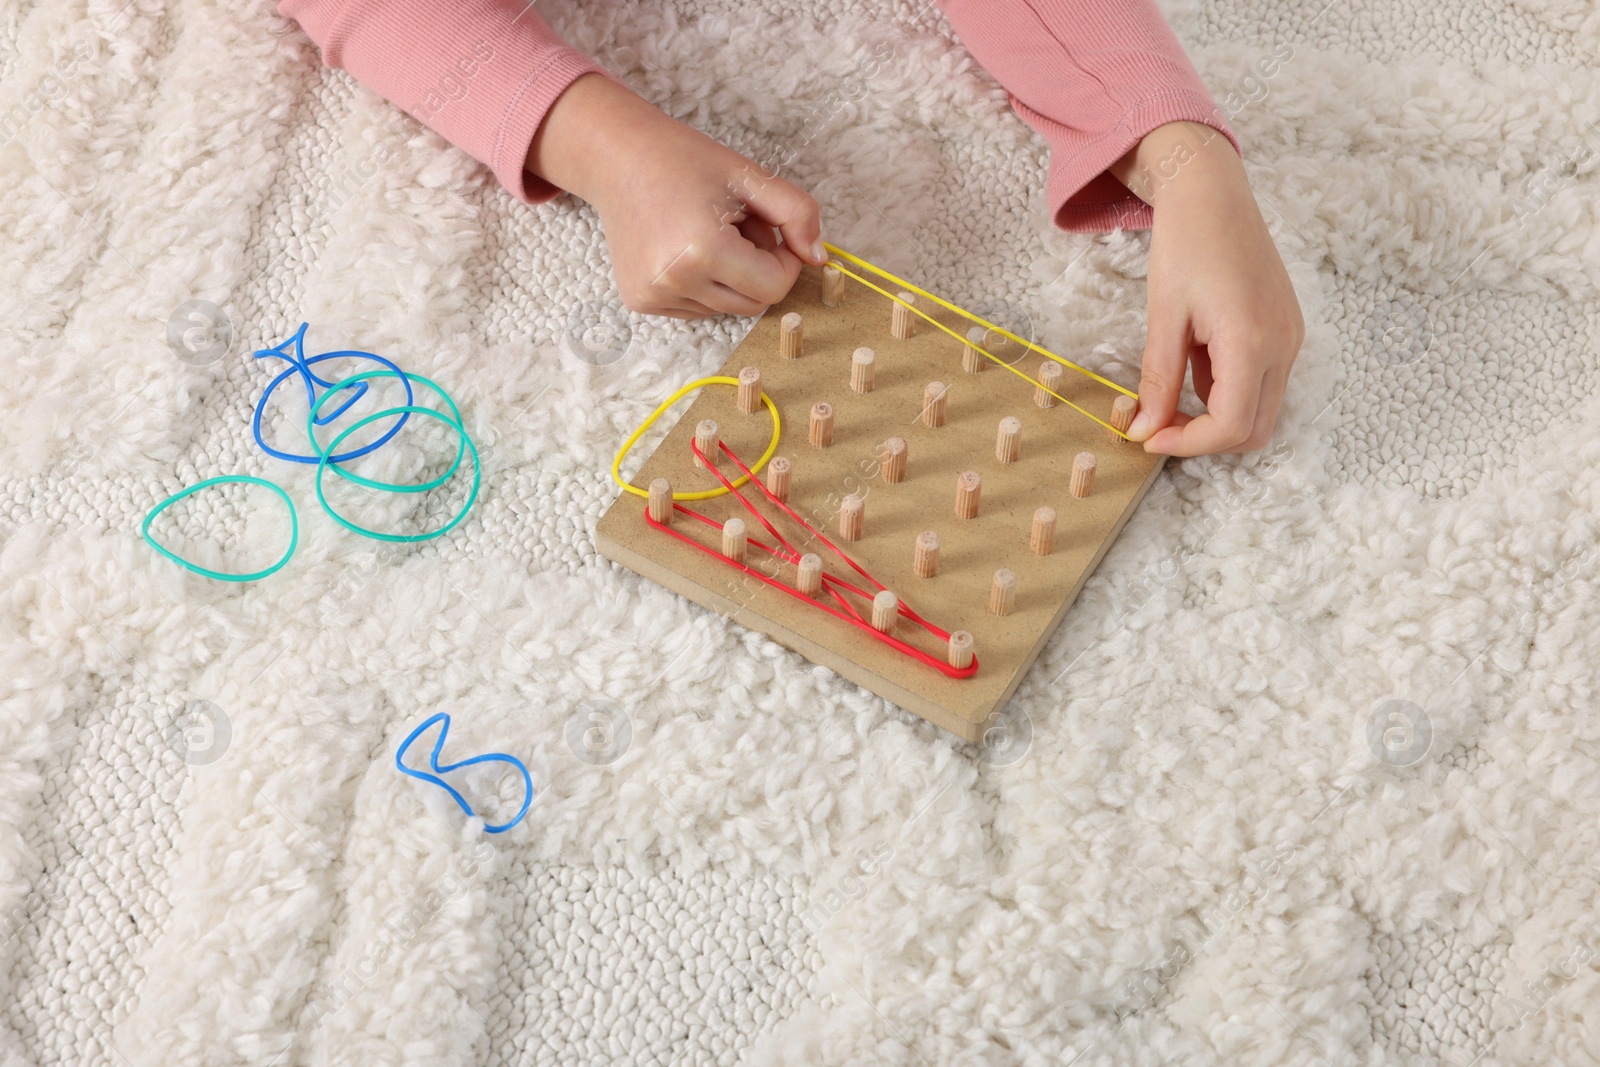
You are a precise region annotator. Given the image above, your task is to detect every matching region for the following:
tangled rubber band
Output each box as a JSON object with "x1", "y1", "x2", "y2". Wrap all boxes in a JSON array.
[
  {"x1": 315, "y1": 405, "x2": 482, "y2": 543},
  {"x1": 252, "y1": 322, "x2": 416, "y2": 465},
  {"x1": 141, "y1": 475, "x2": 299, "y2": 582},
  {"x1": 395, "y1": 713, "x2": 534, "y2": 834},
  {"x1": 308, "y1": 369, "x2": 466, "y2": 493},
  {"x1": 145, "y1": 324, "x2": 484, "y2": 580}
]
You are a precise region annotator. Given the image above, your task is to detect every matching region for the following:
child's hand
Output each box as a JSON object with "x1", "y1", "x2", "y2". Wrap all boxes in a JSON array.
[
  {"x1": 1110, "y1": 122, "x2": 1304, "y2": 455},
  {"x1": 528, "y1": 74, "x2": 828, "y2": 319}
]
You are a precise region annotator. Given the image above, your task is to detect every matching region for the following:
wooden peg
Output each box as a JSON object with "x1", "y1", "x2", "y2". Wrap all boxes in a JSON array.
[
  {"x1": 921, "y1": 382, "x2": 948, "y2": 428},
  {"x1": 737, "y1": 366, "x2": 762, "y2": 413},
  {"x1": 947, "y1": 630, "x2": 974, "y2": 669},
  {"x1": 913, "y1": 530, "x2": 940, "y2": 578},
  {"x1": 821, "y1": 266, "x2": 844, "y2": 307},
  {"x1": 1035, "y1": 361, "x2": 1063, "y2": 408},
  {"x1": 1030, "y1": 506, "x2": 1056, "y2": 556},
  {"x1": 721, "y1": 518, "x2": 747, "y2": 562},
  {"x1": 839, "y1": 494, "x2": 864, "y2": 541},
  {"x1": 809, "y1": 402, "x2": 833, "y2": 447},
  {"x1": 963, "y1": 327, "x2": 987, "y2": 374},
  {"x1": 891, "y1": 292, "x2": 916, "y2": 339},
  {"x1": 990, "y1": 568, "x2": 1016, "y2": 616},
  {"x1": 871, "y1": 590, "x2": 898, "y2": 633},
  {"x1": 780, "y1": 312, "x2": 804, "y2": 358},
  {"x1": 1110, "y1": 395, "x2": 1137, "y2": 438},
  {"x1": 955, "y1": 471, "x2": 981, "y2": 519},
  {"x1": 648, "y1": 478, "x2": 673, "y2": 524},
  {"x1": 694, "y1": 420, "x2": 719, "y2": 469},
  {"x1": 880, "y1": 437, "x2": 907, "y2": 483},
  {"x1": 995, "y1": 416, "x2": 1022, "y2": 463},
  {"x1": 1071, "y1": 451, "x2": 1096, "y2": 498},
  {"x1": 765, "y1": 456, "x2": 791, "y2": 502},
  {"x1": 850, "y1": 347, "x2": 876, "y2": 393},
  {"x1": 797, "y1": 553, "x2": 823, "y2": 596}
]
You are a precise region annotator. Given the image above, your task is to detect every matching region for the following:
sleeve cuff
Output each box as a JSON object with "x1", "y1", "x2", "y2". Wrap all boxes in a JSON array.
[
  {"x1": 1023, "y1": 89, "x2": 1242, "y2": 232},
  {"x1": 491, "y1": 49, "x2": 619, "y2": 205}
]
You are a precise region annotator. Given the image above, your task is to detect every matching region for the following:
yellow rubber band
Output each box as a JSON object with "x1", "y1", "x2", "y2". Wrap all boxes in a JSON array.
[
  {"x1": 612, "y1": 376, "x2": 781, "y2": 501},
  {"x1": 824, "y1": 254, "x2": 1132, "y2": 439},
  {"x1": 823, "y1": 242, "x2": 1136, "y2": 399}
]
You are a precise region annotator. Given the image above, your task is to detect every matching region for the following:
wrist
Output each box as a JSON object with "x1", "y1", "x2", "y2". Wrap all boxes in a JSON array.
[
  {"x1": 1110, "y1": 120, "x2": 1243, "y2": 209},
  {"x1": 525, "y1": 73, "x2": 662, "y2": 206}
]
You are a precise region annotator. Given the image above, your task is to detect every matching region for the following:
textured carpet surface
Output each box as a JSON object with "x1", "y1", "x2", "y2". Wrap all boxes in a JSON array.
[{"x1": 1, "y1": 0, "x2": 1598, "y2": 1064}]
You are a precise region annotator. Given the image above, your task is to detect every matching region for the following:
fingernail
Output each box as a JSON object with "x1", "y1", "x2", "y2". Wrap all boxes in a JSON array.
[
  {"x1": 811, "y1": 239, "x2": 826, "y2": 263},
  {"x1": 1127, "y1": 412, "x2": 1153, "y2": 439}
]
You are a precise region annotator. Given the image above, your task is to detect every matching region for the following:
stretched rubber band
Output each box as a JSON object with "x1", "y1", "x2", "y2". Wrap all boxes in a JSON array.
[
  {"x1": 611, "y1": 375, "x2": 780, "y2": 501},
  {"x1": 824, "y1": 254, "x2": 1131, "y2": 439},
  {"x1": 307, "y1": 369, "x2": 466, "y2": 493},
  {"x1": 654, "y1": 437, "x2": 977, "y2": 679},
  {"x1": 141, "y1": 475, "x2": 298, "y2": 582},
  {"x1": 252, "y1": 323, "x2": 416, "y2": 465},
  {"x1": 315, "y1": 406, "x2": 481, "y2": 542},
  {"x1": 395, "y1": 713, "x2": 534, "y2": 834},
  {"x1": 823, "y1": 242, "x2": 1136, "y2": 398}
]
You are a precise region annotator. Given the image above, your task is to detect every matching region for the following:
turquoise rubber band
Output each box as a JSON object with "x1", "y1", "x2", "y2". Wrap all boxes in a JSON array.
[
  {"x1": 315, "y1": 406, "x2": 481, "y2": 543},
  {"x1": 306, "y1": 369, "x2": 466, "y2": 494},
  {"x1": 141, "y1": 475, "x2": 298, "y2": 582}
]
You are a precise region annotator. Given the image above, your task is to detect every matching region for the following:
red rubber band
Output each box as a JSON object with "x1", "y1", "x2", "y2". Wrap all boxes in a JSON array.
[{"x1": 641, "y1": 439, "x2": 978, "y2": 680}]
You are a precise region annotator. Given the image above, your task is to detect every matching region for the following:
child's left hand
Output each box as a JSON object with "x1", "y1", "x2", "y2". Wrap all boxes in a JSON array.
[{"x1": 1111, "y1": 121, "x2": 1304, "y2": 455}]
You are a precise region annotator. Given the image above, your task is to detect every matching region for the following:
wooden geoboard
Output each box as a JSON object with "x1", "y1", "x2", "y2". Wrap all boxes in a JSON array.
[{"x1": 596, "y1": 261, "x2": 1165, "y2": 742}]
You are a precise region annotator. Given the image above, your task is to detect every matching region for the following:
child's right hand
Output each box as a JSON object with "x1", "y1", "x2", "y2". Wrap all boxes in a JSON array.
[{"x1": 528, "y1": 74, "x2": 828, "y2": 319}]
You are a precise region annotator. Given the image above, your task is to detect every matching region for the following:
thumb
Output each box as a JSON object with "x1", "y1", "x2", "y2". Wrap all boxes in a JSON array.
[
  {"x1": 738, "y1": 167, "x2": 826, "y2": 266},
  {"x1": 1129, "y1": 308, "x2": 1190, "y2": 441}
]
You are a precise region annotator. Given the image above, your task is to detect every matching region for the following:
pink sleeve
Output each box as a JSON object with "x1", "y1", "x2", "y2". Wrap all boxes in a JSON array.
[
  {"x1": 277, "y1": 0, "x2": 614, "y2": 204},
  {"x1": 938, "y1": 0, "x2": 1240, "y2": 232}
]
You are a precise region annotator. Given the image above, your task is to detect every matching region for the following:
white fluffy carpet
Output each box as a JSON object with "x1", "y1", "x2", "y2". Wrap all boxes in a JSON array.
[{"x1": 2, "y1": 0, "x2": 1599, "y2": 1064}]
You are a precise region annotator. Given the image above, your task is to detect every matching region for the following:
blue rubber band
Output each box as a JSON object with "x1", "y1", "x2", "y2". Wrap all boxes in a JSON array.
[
  {"x1": 395, "y1": 713, "x2": 534, "y2": 834},
  {"x1": 141, "y1": 475, "x2": 298, "y2": 582},
  {"x1": 260, "y1": 322, "x2": 374, "y2": 425},
  {"x1": 252, "y1": 323, "x2": 416, "y2": 465}
]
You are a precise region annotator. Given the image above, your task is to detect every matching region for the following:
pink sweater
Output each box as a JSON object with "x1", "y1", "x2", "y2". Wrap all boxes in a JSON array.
[{"x1": 277, "y1": 0, "x2": 1238, "y2": 232}]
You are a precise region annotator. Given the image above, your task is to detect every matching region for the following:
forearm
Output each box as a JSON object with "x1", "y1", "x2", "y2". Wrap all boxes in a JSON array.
[
  {"x1": 279, "y1": 0, "x2": 612, "y2": 203},
  {"x1": 1108, "y1": 120, "x2": 1245, "y2": 208},
  {"x1": 525, "y1": 73, "x2": 665, "y2": 206}
]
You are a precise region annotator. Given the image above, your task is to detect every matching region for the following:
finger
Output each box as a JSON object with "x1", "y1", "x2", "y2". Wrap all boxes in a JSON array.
[
  {"x1": 737, "y1": 167, "x2": 826, "y2": 265},
  {"x1": 1144, "y1": 368, "x2": 1262, "y2": 456},
  {"x1": 641, "y1": 299, "x2": 720, "y2": 321},
  {"x1": 1244, "y1": 365, "x2": 1288, "y2": 448},
  {"x1": 690, "y1": 281, "x2": 769, "y2": 319},
  {"x1": 738, "y1": 216, "x2": 779, "y2": 253},
  {"x1": 708, "y1": 240, "x2": 803, "y2": 308},
  {"x1": 1128, "y1": 309, "x2": 1191, "y2": 442},
  {"x1": 1191, "y1": 346, "x2": 1215, "y2": 407}
]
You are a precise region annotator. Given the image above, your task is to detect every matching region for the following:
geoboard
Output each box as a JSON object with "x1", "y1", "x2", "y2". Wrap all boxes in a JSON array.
[{"x1": 596, "y1": 252, "x2": 1165, "y2": 743}]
